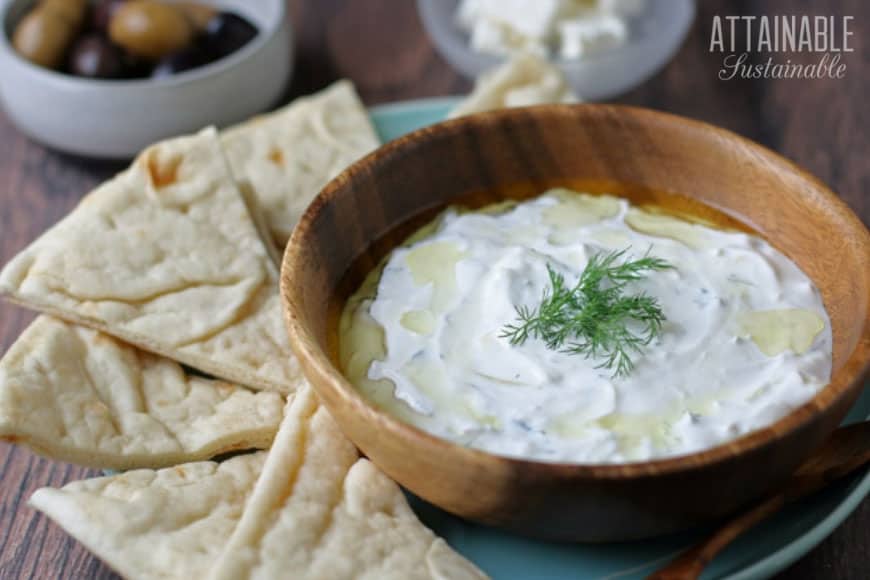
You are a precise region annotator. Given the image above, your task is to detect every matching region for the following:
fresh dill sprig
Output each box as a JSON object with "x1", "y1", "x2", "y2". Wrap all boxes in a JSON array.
[{"x1": 500, "y1": 248, "x2": 673, "y2": 378}]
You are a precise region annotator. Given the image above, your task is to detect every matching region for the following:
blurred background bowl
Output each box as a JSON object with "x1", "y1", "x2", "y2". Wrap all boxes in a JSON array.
[
  {"x1": 417, "y1": 0, "x2": 694, "y2": 101},
  {"x1": 0, "y1": 0, "x2": 292, "y2": 159}
]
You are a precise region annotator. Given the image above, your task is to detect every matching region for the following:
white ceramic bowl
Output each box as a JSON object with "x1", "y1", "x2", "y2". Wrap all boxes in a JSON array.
[
  {"x1": 0, "y1": 0, "x2": 293, "y2": 159},
  {"x1": 417, "y1": 0, "x2": 694, "y2": 101}
]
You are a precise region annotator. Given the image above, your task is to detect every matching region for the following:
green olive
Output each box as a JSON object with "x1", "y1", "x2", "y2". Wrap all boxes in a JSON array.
[
  {"x1": 41, "y1": 0, "x2": 88, "y2": 28},
  {"x1": 12, "y1": 6, "x2": 75, "y2": 69},
  {"x1": 109, "y1": 1, "x2": 193, "y2": 61}
]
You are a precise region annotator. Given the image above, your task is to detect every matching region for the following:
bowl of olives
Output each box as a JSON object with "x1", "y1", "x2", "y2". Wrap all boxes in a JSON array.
[{"x1": 0, "y1": 0, "x2": 292, "y2": 158}]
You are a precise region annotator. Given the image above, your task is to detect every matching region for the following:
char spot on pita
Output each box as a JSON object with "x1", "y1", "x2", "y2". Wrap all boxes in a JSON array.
[
  {"x1": 267, "y1": 148, "x2": 284, "y2": 166},
  {"x1": 145, "y1": 151, "x2": 183, "y2": 189}
]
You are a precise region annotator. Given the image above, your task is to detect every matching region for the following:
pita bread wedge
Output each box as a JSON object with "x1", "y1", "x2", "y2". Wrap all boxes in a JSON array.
[
  {"x1": 209, "y1": 386, "x2": 488, "y2": 580},
  {"x1": 29, "y1": 452, "x2": 266, "y2": 580},
  {"x1": 222, "y1": 80, "x2": 380, "y2": 246},
  {"x1": 0, "y1": 128, "x2": 299, "y2": 393},
  {"x1": 449, "y1": 52, "x2": 579, "y2": 118},
  {"x1": 0, "y1": 316, "x2": 283, "y2": 469}
]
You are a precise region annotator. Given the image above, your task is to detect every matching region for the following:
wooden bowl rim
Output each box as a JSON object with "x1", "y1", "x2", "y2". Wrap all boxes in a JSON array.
[{"x1": 281, "y1": 103, "x2": 870, "y2": 479}]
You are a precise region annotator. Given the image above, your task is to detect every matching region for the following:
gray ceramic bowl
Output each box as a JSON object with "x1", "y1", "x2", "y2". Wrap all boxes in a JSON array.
[
  {"x1": 0, "y1": 0, "x2": 292, "y2": 158},
  {"x1": 417, "y1": 0, "x2": 694, "y2": 100}
]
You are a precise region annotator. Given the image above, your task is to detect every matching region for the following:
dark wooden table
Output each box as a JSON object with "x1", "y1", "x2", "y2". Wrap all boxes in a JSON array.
[{"x1": 0, "y1": 1, "x2": 867, "y2": 578}]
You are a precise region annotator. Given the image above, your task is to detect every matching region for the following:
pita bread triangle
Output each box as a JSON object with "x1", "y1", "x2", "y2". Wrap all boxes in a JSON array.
[
  {"x1": 208, "y1": 385, "x2": 488, "y2": 580},
  {"x1": 221, "y1": 80, "x2": 380, "y2": 247},
  {"x1": 0, "y1": 128, "x2": 299, "y2": 393},
  {"x1": 29, "y1": 451, "x2": 267, "y2": 580},
  {"x1": 0, "y1": 315, "x2": 283, "y2": 469},
  {"x1": 448, "y1": 52, "x2": 578, "y2": 119}
]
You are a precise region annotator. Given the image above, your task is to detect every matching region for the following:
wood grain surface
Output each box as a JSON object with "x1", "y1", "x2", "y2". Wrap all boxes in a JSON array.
[{"x1": 0, "y1": 0, "x2": 866, "y2": 578}]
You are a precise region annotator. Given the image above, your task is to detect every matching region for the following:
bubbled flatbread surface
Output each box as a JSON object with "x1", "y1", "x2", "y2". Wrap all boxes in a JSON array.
[
  {"x1": 29, "y1": 452, "x2": 267, "y2": 580},
  {"x1": 222, "y1": 80, "x2": 381, "y2": 247},
  {"x1": 209, "y1": 386, "x2": 489, "y2": 580},
  {"x1": 0, "y1": 128, "x2": 299, "y2": 393},
  {"x1": 0, "y1": 316, "x2": 283, "y2": 469},
  {"x1": 449, "y1": 52, "x2": 579, "y2": 118}
]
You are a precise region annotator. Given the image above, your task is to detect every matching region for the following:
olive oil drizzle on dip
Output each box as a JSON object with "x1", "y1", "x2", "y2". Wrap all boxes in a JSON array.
[{"x1": 339, "y1": 189, "x2": 832, "y2": 464}]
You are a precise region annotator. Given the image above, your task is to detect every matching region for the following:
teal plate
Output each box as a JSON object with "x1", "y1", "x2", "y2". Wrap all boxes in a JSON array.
[{"x1": 368, "y1": 98, "x2": 870, "y2": 580}]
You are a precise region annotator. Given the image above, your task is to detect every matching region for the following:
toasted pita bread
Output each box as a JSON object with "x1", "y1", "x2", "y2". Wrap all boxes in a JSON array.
[
  {"x1": 0, "y1": 129, "x2": 299, "y2": 393},
  {"x1": 209, "y1": 386, "x2": 488, "y2": 580},
  {"x1": 222, "y1": 80, "x2": 380, "y2": 247},
  {"x1": 29, "y1": 452, "x2": 266, "y2": 580},
  {"x1": 449, "y1": 52, "x2": 579, "y2": 118},
  {"x1": 0, "y1": 316, "x2": 283, "y2": 469}
]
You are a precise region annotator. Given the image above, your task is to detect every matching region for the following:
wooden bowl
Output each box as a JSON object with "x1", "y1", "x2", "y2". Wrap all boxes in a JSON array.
[{"x1": 280, "y1": 105, "x2": 870, "y2": 542}]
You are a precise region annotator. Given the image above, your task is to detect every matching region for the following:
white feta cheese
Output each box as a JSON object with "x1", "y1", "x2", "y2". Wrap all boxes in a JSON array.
[
  {"x1": 455, "y1": 0, "x2": 638, "y2": 61},
  {"x1": 459, "y1": 0, "x2": 568, "y2": 56},
  {"x1": 559, "y1": 14, "x2": 628, "y2": 59},
  {"x1": 469, "y1": 17, "x2": 547, "y2": 57},
  {"x1": 479, "y1": 0, "x2": 565, "y2": 42}
]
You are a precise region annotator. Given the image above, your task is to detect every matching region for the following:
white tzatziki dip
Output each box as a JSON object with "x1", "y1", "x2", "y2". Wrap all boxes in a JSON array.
[{"x1": 339, "y1": 189, "x2": 832, "y2": 464}]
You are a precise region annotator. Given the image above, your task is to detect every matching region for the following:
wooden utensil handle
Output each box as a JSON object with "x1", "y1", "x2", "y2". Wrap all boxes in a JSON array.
[
  {"x1": 647, "y1": 493, "x2": 786, "y2": 579},
  {"x1": 649, "y1": 422, "x2": 870, "y2": 579}
]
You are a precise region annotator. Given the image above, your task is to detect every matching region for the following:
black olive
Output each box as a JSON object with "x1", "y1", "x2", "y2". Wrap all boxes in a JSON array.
[
  {"x1": 203, "y1": 12, "x2": 258, "y2": 59},
  {"x1": 67, "y1": 35, "x2": 123, "y2": 78},
  {"x1": 151, "y1": 44, "x2": 210, "y2": 78},
  {"x1": 122, "y1": 52, "x2": 154, "y2": 79},
  {"x1": 90, "y1": 0, "x2": 126, "y2": 33}
]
